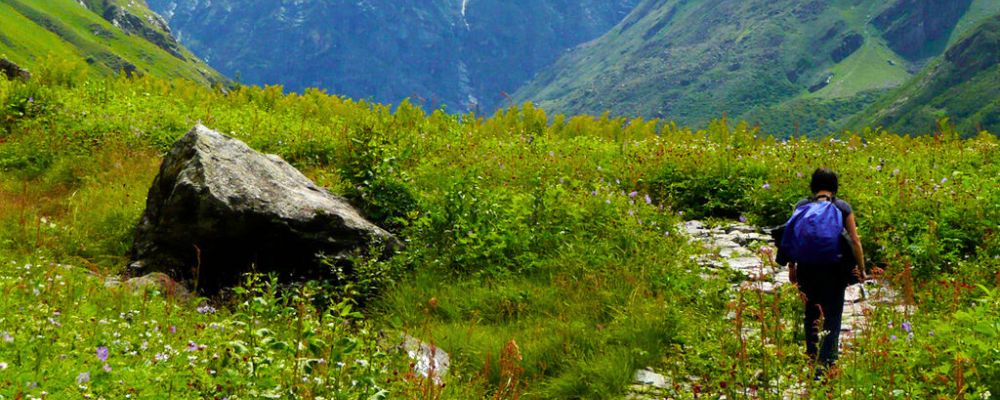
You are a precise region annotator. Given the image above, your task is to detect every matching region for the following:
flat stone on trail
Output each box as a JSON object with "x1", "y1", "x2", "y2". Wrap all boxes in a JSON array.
[{"x1": 634, "y1": 368, "x2": 669, "y2": 389}]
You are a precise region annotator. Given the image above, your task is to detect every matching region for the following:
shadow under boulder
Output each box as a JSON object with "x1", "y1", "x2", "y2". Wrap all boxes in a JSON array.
[{"x1": 129, "y1": 124, "x2": 401, "y2": 293}]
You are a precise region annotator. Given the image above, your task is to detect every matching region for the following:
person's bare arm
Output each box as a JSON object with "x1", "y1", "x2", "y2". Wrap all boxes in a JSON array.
[{"x1": 845, "y1": 213, "x2": 866, "y2": 279}]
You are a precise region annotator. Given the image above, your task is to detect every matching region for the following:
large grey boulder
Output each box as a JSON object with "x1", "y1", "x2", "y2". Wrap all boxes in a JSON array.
[{"x1": 130, "y1": 125, "x2": 400, "y2": 292}]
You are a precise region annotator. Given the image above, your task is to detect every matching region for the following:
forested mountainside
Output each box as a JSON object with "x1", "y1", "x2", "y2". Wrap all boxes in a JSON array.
[
  {"x1": 146, "y1": 0, "x2": 638, "y2": 112},
  {"x1": 849, "y1": 13, "x2": 1000, "y2": 135},
  {"x1": 0, "y1": 0, "x2": 223, "y2": 85},
  {"x1": 515, "y1": 0, "x2": 1000, "y2": 135}
]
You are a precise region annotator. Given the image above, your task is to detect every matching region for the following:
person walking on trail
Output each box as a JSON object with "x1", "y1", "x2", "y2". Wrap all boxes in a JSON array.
[{"x1": 778, "y1": 168, "x2": 866, "y2": 371}]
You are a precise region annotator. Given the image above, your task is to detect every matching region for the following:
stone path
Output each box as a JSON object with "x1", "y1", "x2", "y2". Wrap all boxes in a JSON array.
[{"x1": 629, "y1": 220, "x2": 902, "y2": 398}]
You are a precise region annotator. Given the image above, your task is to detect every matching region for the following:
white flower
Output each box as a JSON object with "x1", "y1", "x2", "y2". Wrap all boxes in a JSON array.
[
  {"x1": 0, "y1": 362, "x2": 8, "y2": 370},
  {"x1": 981, "y1": 391, "x2": 992, "y2": 400}
]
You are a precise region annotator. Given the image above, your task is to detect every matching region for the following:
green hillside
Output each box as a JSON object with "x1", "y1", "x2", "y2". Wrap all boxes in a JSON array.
[
  {"x1": 515, "y1": 0, "x2": 1000, "y2": 136},
  {"x1": 849, "y1": 14, "x2": 1000, "y2": 136},
  {"x1": 0, "y1": 0, "x2": 223, "y2": 84}
]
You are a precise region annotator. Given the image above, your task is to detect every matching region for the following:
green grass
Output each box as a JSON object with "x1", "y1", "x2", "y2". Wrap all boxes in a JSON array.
[
  {"x1": 0, "y1": 68, "x2": 998, "y2": 398},
  {"x1": 808, "y1": 38, "x2": 911, "y2": 99}
]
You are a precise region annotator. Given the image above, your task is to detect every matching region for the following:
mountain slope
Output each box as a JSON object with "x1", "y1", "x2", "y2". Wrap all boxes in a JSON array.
[
  {"x1": 0, "y1": 0, "x2": 223, "y2": 85},
  {"x1": 515, "y1": 0, "x2": 999, "y2": 134},
  {"x1": 147, "y1": 0, "x2": 637, "y2": 111},
  {"x1": 849, "y1": 13, "x2": 1000, "y2": 135}
]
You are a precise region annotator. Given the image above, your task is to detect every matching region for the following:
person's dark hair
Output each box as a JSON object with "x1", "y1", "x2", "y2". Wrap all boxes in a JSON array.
[{"x1": 810, "y1": 168, "x2": 839, "y2": 194}]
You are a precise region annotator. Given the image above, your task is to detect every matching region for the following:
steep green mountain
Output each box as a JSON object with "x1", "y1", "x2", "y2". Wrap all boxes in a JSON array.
[
  {"x1": 0, "y1": 0, "x2": 223, "y2": 84},
  {"x1": 147, "y1": 0, "x2": 637, "y2": 112},
  {"x1": 515, "y1": 0, "x2": 1000, "y2": 135},
  {"x1": 849, "y1": 13, "x2": 1000, "y2": 135}
]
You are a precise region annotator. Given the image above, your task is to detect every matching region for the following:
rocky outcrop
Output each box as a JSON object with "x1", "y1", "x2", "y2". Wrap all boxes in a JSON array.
[
  {"x1": 873, "y1": 0, "x2": 973, "y2": 60},
  {"x1": 102, "y1": 5, "x2": 185, "y2": 60},
  {"x1": 831, "y1": 31, "x2": 864, "y2": 62},
  {"x1": 0, "y1": 58, "x2": 31, "y2": 81},
  {"x1": 130, "y1": 125, "x2": 400, "y2": 293}
]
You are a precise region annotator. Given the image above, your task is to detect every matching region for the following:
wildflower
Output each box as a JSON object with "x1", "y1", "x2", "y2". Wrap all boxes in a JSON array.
[
  {"x1": 103, "y1": 364, "x2": 112, "y2": 373},
  {"x1": 981, "y1": 390, "x2": 991, "y2": 399},
  {"x1": 664, "y1": 231, "x2": 670, "y2": 237},
  {"x1": 97, "y1": 346, "x2": 109, "y2": 362},
  {"x1": 876, "y1": 165, "x2": 883, "y2": 172},
  {"x1": 901, "y1": 322, "x2": 912, "y2": 333},
  {"x1": 892, "y1": 168, "x2": 900, "y2": 176},
  {"x1": 154, "y1": 353, "x2": 169, "y2": 362},
  {"x1": 762, "y1": 183, "x2": 771, "y2": 190},
  {"x1": 940, "y1": 177, "x2": 948, "y2": 184},
  {"x1": 0, "y1": 362, "x2": 7, "y2": 370},
  {"x1": 644, "y1": 194, "x2": 652, "y2": 205},
  {"x1": 628, "y1": 210, "x2": 634, "y2": 217},
  {"x1": 739, "y1": 215, "x2": 747, "y2": 223},
  {"x1": 196, "y1": 304, "x2": 217, "y2": 314},
  {"x1": 1, "y1": 332, "x2": 12, "y2": 343},
  {"x1": 628, "y1": 191, "x2": 638, "y2": 198},
  {"x1": 169, "y1": 325, "x2": 176, "y2": 334},
  {"x1": 796, "y1": 172, "x2": 804, "y2": 178},
  {"x1": 76, "y1": 372, "x2": 90, "y2": 385},
  {"x1": 890, "y1": 335, "x2": 898, "y2": 341}
]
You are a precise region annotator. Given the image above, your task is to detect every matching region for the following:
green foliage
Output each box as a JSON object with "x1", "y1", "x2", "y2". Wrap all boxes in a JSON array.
[{"x1": 0, "y1": 70, "x2": 997, "y2": 398}]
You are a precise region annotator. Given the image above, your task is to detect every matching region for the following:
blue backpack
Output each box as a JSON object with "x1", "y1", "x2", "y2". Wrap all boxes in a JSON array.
[{"x1": 780, "y1": 196, "x2": 844, "y2": 265}]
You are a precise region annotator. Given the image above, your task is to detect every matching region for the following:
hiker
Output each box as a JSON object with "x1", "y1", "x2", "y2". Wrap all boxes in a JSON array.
[{"x1": 779, "y1": 168, "x2": 865, "y2": 369}]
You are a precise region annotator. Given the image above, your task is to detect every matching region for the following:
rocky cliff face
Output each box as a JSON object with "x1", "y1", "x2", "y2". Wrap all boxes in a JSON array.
[
  {"x1": 873, "y1": 0, "x2": 974, "y2": 61},
  {"x1": 147, "y1": 0, "x2": 637, "y2": 111}
]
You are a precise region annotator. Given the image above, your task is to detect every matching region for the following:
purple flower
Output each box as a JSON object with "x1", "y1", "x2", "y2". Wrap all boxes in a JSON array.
[
  {"x1": 796, "y1": 172, "x2": 804, "y2": 178},
  {"x1": 902, "y1": 322, "x2": 912, "y2": 333},
  {"x1": 876, "y1": 165, "x2": 883, "y2": 172},
  {"x1": 97, "y1": 346, "x2": 109, "y2": 363},
  {"x1": 628, "y1": 210, "x2": 634, "y2": 217},
  {"x1": 628, "y1": 191, "x2": 638, "y2": 198},
  {"x1": 169, "y1": 325, "x2": 176, "y2": 334},
  {"x1": 739, "y1": 215, "x2": 747, "y2": 223},
  {"x1": 27, "y1": 97, "x2": 33, "y2": 103},
  {"x1": 196, "y1": 304, "x2": 216, "y2": 314},
  {"x1": 644, "y1": 194, "x2": 652, "y2": 205},
  {"x1": 103, "y1": 364, "x2": 112, "y2": 373},
  {"x1": 155, "y1": 352, "x2": 169, "y2": 362},
  {"x1": 890, "y1": 335, "x2": 898, "y2": 341},
  {"x1": 664, "y1": 231, "x2": 670, "y2": 237},
  {"x1": 761, "y1": 183, "x2": 771, "y2": 190},
  {"x1": 940, "y1": 177, "x2": 948, "y2": 184},
  {"x1": 76, "y1": 372, "x2": 90, "y2": 385},
  {"x1": 1, "y1": 332, "x2": 12, "y2": 343}
]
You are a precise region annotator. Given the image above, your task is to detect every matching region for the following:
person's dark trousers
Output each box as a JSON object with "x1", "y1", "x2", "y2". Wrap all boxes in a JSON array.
[{"x1": 797, "y1": 264, "x2": 847, "y2": 366}]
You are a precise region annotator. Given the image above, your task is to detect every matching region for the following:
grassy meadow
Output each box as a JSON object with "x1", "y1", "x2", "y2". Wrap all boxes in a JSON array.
[{"x1": 0, "y1": 62, "x2": 998, "y2": 399}]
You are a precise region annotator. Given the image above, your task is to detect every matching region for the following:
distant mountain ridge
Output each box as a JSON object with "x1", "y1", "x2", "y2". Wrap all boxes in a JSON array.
[
  {"x1": 0, "y1": 0, "x2": 222, "y2": 85},
  {"x1": 515, "y1": 0, "x2": 1000, "y2": 135},
  {"x1": 147, "y1": 0, "x2": 638, "y2": 111}
]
